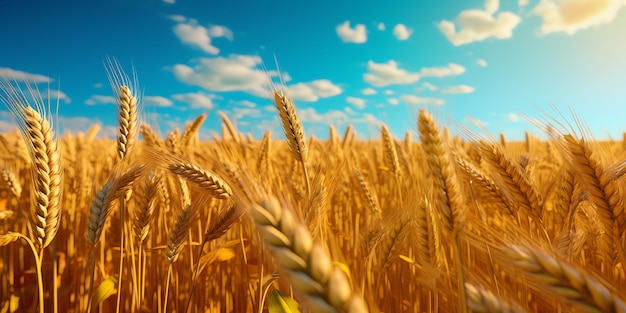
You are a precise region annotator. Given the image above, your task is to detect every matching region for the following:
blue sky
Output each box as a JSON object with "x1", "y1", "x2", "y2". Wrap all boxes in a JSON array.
[{"x1": 1, "y1": 0, "x2": 626, "y2": 140}]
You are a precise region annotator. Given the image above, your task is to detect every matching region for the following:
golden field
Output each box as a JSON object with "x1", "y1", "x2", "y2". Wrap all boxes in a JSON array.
[{"x1": 1, "y1": 68, "x2": 626, "y2": 313}]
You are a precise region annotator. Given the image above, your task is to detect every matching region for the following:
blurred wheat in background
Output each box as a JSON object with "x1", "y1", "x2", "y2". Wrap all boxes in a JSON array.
[{"x1": 1, "y1": 62, "x2": 626, "y2": 313}]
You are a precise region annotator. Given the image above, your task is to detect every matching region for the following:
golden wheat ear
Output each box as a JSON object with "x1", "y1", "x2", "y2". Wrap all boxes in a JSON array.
[
  {"x1": 105, "y1": 57, "x2": 140, "y2": 161},
  {"x1": 272, "y1": 88, "x2": 311, "y2": 194},
  {"x1": 238, "y1": 188, "x2": 368, "y2": 313},
  {"x1": 0, "y1": 78, "x2": 63, "y2": 253}
]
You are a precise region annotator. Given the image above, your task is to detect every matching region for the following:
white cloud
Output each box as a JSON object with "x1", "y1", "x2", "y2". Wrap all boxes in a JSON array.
[
  {"x1": 143, "y1": 96, "x2": 173, "y2": 107},
  {"x1": 336, "y1": 21, "x2": 367, "y2": 43},
  {"x1": 208, "y1": 25, "x2": 234, "y2": 41},
  {"x1": 485, "y1": 0, "x2": 499, "y2": 14},
  {"x1": 361, "y1": 87, "x2": 377, "y2": 95},
  {"x1": 378, "y1": 23, "x2": 386, "y2": 31},
  {"x1": 171, "y1": 16, "x2": 233, "y2": 54},
  {"x1": 507, "y1": 113, "x2": 519, "y2": 121},
  {"x1": 173, "y1": 23, "x2": 219, "y2": 54},
  {"x1": 229, "y1": 108, "x2": 261, "y2": 121},
  {"x1": 172, "y1": 54, "x2": 270, "y2": 97},
  {"x1": 363, "y1": 113, "x2": 384, "y2": 127},
  {"x1": 85, "y1": 95, "x2": 115, "y2": 105},
  {"x1": 419, "y1": 82, "x2": 438, "y2": 91},
  {"x1": 477, "y1": 59, "x2": 488, "y2": 67},
  {"x1": 400, "y1": 94, "x2": 446, "y2": 106},
  {"x1": 230, "y1": 99, "x2": 257, "y2": 108},
  {"x1": 519, "y1": 0, "x2": 529, "y2": 7},
  {"x1": 299, "y1": 107, "x2": 348, "y2": 123},
  {"x1": 346, "y1": 96, "x2": 366, "y2": 109},
  {"x1": 384, "y1": 89, "x2": 394, "y2": 95},
  {"x1": 364, "y1": 60, "x2": 420, "y2": 87},
  {"x1": 438, "y1": 0, "x2": 522, "y2": 46},
  {"x1": 393, "y1": 24, "x2": 413, "y2": 40},
  {"x1": 0, "y1": 67, "x2": 52, "y2": 83},
  {"x1": 344, "y1": 107, "x2": 357, "y2": 115},
  {"x1": 387, "y1": 98, "x2": 399, "y2": 105},
  {"x1": 93, "y1": 83, "x2": 103, "y2": 88},
  {"x1": 441, "y1": 85, "x2": 475, "y2": 94},
  {"x1": 167, "y1": 15, "x2": 186, "y2": 23},
  {"x1": 532, "y1": 0, "x2": 626, "y2": 35},
  {"x1": 287, "y1": 79, "x2": 342, "y2": 102},
  {"x1": 42, "y1": 88, "x2": 71, "y2": 104},
  {"x1": 163, "y1": 0, "x2": 175, "y2": 3},
  {"x1": 58, "y1": 116, "x2": 103, "y2": 134},
  {"x1": 420, "y1": 63, "x2": 466, "y2": 77},
  {"x1": 172, "y1": 92, "x2": 217, "y2": 109}
]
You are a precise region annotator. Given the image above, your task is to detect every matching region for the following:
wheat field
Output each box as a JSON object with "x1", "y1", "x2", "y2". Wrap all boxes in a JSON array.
[{"x1": 1, "y1": 65, "x2": 626, "y2": 313}]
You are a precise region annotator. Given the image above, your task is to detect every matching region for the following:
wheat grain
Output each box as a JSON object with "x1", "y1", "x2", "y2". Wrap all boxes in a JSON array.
[{"x1": 505, "y1": 245, "x2": 626, "y2": 313}]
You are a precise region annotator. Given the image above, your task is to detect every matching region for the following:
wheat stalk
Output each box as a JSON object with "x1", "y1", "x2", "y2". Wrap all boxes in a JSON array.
[
  {"x1": 1, "y1": 167, "x2": 22, "y2": 198},
  {"x1": 140, "y1": 123, "x2": 164, "y2": 148},
  {"x1": 180, "y1": 113, "x2": 207, "y2": 147},
  {"x1": 168, "y1": 163, "x2": 232, "y2": 199},
  {"x1": 219, "y1": 112, "x2": 241, "y2": 144},
  {"x1": 243, "y1": 190, "x2": 368, "y2": 313},
  {"x1": 0, "y1": 80, "x2": 63, "y2": 253},
  {"x1": 505, "y1": 245, "x2": 626, "y2": 313},
  {"x1": 418, "y1": 109, "x2": 468, "y2": 312},
  {"x1": 465, "y1": 283, "x2": 526, "y2": 313},
  {"x1": 133, "y1": 173, "x2": 159, "y2": 244},
  {"x1": 106, "y1": 59, "x2": 139, "y2": 160},
  {"x1": 86, "y1": 164, "x2": 146, "y2": 245},
  {"x1": 478, "y1": 140, "x2": 543, "y2": 224},
  {"x1": 273, "y1": 89, "x2": 310, "y2": 194},
  {"x1": 560, "y1": 134, "x2": 623, "y2": 260},
  {"x1": 381, "y1": 124, "x2": 400, "y2": 178}
]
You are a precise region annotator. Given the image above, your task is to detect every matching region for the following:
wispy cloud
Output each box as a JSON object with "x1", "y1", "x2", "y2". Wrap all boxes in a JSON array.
[
  {"x1": 229, "y1": 99, "x2": 257, "y2": 108},
  {"x1": 393, "y1": 24, "x2": 413, "y2": 40},
  {"x1": 169, "y1": 15, "x2": 233, "y2": 54},
  {"x1": 299, "y1": 107, "x2": 349, "y2": 123},
  {"x1": 441, "y1": 84, "x2": 475, "y2": 94},
  {"x1": 42, "y1": 88, "x2": 71, "y2": 103},
  {"x1": 85, "y1": 95, "x2": 115, "y2": 105},
  {"x1": 364, "y1": 60, "x2": 420, "y2": 87},
  {"x1": 419, "y1": 82, "x2": 438, "y2": 91},
  {"x1": 287, "y1": 79, "x2": 342, "y2": 102},
  {"x1": 420, "y1": 63, "x2": 466, "y2": 77},
  {"x1": 223, "y1": 107, "x2": 261, "y2": 121},
  {"x1": 532, "y1": 0, "x2": 625, "y2": 35},
  {"x1": 361, "y1": 87, "x2": 377, "y2": 95},
  {"x1": 0, "y1": 67, "x2": 53, "y2": 83},
  {"x1": 346, "y1": 96, "x2": 366, "y2": 109},
  {"x1": 476, "y1": 59, "x2": 488, "y2": 67},
  {"x1": 58, "y1": 116, "x2": 103, "y2": 134},
  {"x1": 438, "y1": 0, "x2": 521, "y2": 46},
  {"x1": 400, "y1": 94, "x2": 445, "y2": 105},
  {"x1": 172, "y1": 91, "x2": 217, "y2": 109},
  {"x1": 143, "y1": 96, "x2": 173, "y2": 107},
  {"x1": 336, "y1": 21, "x2": 367, "y2": 43},
  {"x1": 172, "y1": 54, "x2": 270, "y2": 97}
]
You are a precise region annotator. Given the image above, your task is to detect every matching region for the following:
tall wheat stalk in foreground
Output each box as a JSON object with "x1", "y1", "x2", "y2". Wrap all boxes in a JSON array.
[
  {"x1": 0, "y1": 78, "x2": 63, "y2": 313},
  {"x1": 105, "y1": 58, "x2": 140, "y2": 313}
]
